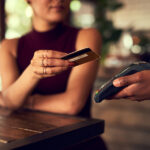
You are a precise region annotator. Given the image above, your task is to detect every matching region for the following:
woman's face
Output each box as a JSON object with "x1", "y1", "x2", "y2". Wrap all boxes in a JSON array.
[{"x1": 29, "y1": 0, "x2": 71, "y2": 23}]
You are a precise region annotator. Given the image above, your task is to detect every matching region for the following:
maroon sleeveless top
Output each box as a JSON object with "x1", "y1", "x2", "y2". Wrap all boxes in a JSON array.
[{"x1": 17, "y1": 23, "x2": 91, "y2": 117}]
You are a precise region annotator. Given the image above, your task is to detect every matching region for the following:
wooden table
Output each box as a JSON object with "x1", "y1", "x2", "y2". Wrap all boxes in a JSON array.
[{"x1": 0, "y1": 108, "x2": 104, "y2": 150}]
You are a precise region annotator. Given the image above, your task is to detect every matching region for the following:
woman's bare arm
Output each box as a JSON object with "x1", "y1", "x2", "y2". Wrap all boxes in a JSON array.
[
  {"x1": 27, "y1": 28, "x2": 102, "y2": 115},
  {"x1": 0, "y1": 39, "x2": 70, "y2": 110},
  {"x1": 0, "y1": 39, "x2": 40, "y2": 109}
]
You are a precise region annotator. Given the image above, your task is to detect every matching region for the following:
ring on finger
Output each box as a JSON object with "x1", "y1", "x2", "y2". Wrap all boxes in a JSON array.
[
  {"x1": 41, "y1": 58, "x2": 44, "y2": 66},
  {"x1": 43, "y1": 67, "x2": 46, "y2": 74},
  {"x1": 45, "y1": 58, "x2": 48, "y2": 66}
]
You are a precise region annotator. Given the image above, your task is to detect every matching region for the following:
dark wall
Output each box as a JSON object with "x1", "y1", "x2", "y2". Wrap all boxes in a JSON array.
[{"x1": 0, "y1": 0, "x2": 5, "y2": 41}]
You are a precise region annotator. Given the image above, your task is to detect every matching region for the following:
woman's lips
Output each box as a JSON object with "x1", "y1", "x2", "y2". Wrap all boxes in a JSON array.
[{"x1": 50, "y1": 6, "x2": 65, "y2": 11}]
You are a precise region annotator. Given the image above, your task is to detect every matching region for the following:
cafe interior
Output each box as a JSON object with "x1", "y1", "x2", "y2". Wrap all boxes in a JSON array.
[{"x1": 0, "y1": 0, "x2": 150, "y2": 150}]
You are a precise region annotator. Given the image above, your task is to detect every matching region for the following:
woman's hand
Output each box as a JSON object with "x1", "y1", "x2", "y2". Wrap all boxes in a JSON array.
[
  {"x1": 112, "y1": 70, "x2": 150, "y2": 101},
  {"x1": 30, "y1": 50, "x2": 72, "y2": 79}
]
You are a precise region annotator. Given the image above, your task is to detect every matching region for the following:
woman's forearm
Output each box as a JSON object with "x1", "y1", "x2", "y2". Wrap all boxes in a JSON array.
[
  {"x1": 27, "y1": 90, "x2": 86, "y2": 115},
  {"x1": 2, "y1": 65, "x2": 39, "y2": 110},
  {"x1": 0, "y1": 49, "x2": 70, "y2": 111},
  {"x1": 28, "y1": 61, "x2": 99, "y2": 115}
]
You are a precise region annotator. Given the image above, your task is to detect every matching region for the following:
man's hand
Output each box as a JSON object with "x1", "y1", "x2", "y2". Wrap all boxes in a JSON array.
[{"x1": 112, "y1": 70, "x2": 150, "y2": 101}]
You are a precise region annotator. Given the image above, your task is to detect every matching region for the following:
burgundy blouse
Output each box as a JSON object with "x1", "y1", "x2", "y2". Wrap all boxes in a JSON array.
[{"x1": 17, "y1": 24, "x2": 91, "y2": 117}]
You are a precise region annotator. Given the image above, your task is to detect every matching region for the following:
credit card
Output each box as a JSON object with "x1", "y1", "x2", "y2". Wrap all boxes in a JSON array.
[{"x1": 61, "y1": 48, "x2": 100, "y2": 66}]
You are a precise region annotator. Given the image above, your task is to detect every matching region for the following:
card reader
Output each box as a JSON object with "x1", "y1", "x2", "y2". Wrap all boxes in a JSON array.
[{"x1": 94, "y1": 61, "x2": 150, "y2": 103}]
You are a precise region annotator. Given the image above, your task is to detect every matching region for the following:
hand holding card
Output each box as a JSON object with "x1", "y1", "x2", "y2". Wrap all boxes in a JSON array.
[{"x1": 61, "y1": 48, "x2": 100, "y2": 66}]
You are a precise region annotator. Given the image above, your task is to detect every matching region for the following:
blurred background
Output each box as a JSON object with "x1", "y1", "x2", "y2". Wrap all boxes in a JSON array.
[{"x1": 0, "y1": 0, "x2": 150, "y2": 149}]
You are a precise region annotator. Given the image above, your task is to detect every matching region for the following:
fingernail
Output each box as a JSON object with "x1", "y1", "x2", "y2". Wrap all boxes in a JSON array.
[
  {"x1": 113, "y1": 80, "x2": 121, "y2": 87},
  {"x1": 69, "y1": 62, "x2": 76, "y2": 67}
]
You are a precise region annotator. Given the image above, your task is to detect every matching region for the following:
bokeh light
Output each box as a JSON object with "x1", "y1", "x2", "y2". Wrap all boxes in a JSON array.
[
  {"x1": 78, "y1": 14, "x2": 95, "y2": 27},
  {"x1": 123, "y1": 33, "x2": 133, "y2": 49},
  {"x1": 70, "y1": 0, "x2": 81, "y2": 12},
  {"x1": 5, "y1": 0, "x2": 32, "y2": 39},
  {"x1": 131, "y1": 45, "x2": 142, "y2": 54},
  {"x1": 25, "y1": 6, "x2": 33, "y2": 18}
]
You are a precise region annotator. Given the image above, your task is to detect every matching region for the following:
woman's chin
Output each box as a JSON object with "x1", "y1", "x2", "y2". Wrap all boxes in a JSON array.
[
  {"x1": 48, "y1": 18, "x2": 65, "y2": 24},
  {"x1": 47, "y1": 14, "x2": 66, "y2": 23}
]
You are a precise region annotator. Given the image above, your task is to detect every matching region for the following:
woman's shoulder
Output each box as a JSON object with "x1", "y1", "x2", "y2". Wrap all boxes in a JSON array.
[
  {"x1": 77, "y1": 28, "x2": 102, "y2": 46},
  {"x1": 0, "y1": 38, "x2": 19, "y2": 57},
  {"x1": 0, "y1": 30, "x2": 32, "y2": 57},
  {"x1": 0, "y1": 38, "x2": 19, "y2": 46},
  {"x1": 78, "y1": 28, "x2": 101, "y2": 38},
  {"x1": 75, "y1": 28, "x2": 102, "y2": 54}
]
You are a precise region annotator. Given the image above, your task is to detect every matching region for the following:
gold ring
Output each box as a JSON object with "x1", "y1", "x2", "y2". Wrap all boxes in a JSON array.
[
  {"x1": 45, "y1": 59, "x2": 48, "y2": 66},
  {"x1": 43, "y1": 67, "x2": 46, "y2": 74},
  {"x1": 42, "y1": 58, "x2": 44, "y2": 66}
]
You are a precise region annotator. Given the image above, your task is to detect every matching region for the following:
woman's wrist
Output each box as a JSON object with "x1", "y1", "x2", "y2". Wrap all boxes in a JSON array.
[{"x1": 27, "y1": 64, "x2": 41, "y2": 80}]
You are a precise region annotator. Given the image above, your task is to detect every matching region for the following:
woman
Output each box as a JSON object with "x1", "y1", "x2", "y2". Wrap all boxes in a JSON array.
[{"x1": 0, "y1": 0, "x2": 101, "y2": 117}]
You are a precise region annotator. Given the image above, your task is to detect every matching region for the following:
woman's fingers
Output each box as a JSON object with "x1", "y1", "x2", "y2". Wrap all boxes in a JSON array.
[
  {"x1": 113, "y1": 72, "x2": 143, "y2": 87},
  {"x1": 34, "y1": 50, "x2": 67, "y2": 58},
  {"x1": 31, "y1": 50, "x2": 75, "y2": 79},
  {"x1": 31, "y1": 58, "x2": 70, "y2": 67}
]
